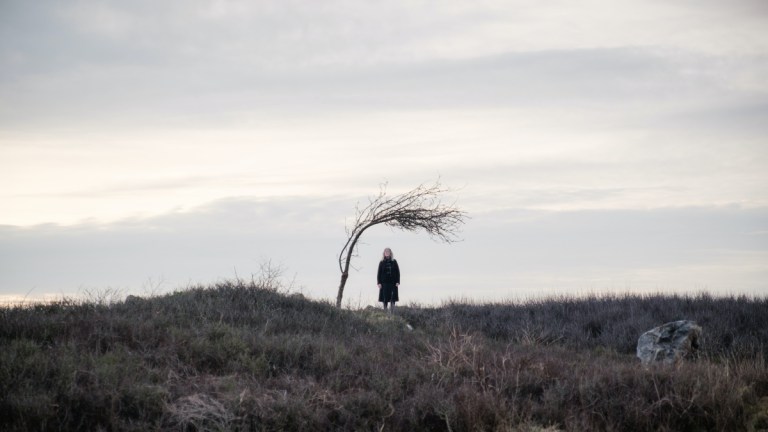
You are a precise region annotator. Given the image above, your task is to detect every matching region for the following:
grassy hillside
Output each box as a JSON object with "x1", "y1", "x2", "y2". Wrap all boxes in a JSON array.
[{"x1": 1, "y1": 281, "x2": 767, "y2": 431}]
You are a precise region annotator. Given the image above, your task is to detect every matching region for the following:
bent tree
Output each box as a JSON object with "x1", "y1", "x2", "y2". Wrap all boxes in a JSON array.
[{"x1": 336, "y1": 180, "x2": 467, "y2": 308}]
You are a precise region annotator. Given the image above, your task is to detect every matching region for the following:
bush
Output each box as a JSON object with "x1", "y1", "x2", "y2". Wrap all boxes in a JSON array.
[{"x1": 0, "y1": 282, "x2": 765, "y2": 431}]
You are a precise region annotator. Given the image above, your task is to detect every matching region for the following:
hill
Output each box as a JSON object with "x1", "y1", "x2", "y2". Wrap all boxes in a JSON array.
[{"x1": 1, "y1": 281, "x2": 767, "y2": 431}]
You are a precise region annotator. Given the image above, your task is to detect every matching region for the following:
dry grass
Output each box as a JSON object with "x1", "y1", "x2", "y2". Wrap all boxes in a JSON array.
[{"x1": 1, "y1": 279, "x2": 766, "y2": 431}]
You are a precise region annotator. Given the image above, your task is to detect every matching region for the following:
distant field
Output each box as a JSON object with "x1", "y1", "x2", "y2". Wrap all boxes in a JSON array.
[{"x1": 1, "y1": 281, "x2": 766, "y2": 431}]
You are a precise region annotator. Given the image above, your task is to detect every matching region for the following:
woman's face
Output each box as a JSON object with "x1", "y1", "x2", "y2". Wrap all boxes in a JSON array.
[{"x1": 383, "y1": 248, "x2": 391, "y2": 258}]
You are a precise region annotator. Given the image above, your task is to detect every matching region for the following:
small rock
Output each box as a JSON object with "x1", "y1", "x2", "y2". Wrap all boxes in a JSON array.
[{"x1": 637, "y1": 320, "x2": 702, "y2": 365}]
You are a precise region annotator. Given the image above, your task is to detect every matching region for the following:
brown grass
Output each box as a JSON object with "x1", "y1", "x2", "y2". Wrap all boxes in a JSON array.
[{"x1": 1, "y1": 280, "x2": 766, "y2": 431}]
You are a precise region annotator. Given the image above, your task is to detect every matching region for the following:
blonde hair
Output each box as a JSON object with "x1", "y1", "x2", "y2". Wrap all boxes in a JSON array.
[{"x1": 380, "y1": 247, "x2": 394, "y2": 261}]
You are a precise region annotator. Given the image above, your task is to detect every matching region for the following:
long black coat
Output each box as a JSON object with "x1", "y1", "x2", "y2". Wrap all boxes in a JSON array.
[{"x1": 377, "y1": 258, "x2": 400, "y2": 302}]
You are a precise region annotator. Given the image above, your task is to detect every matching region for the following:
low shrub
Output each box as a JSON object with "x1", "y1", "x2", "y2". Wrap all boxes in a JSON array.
[{"x1": 0, "y1": 282, "x2": 765, "y2": 431}]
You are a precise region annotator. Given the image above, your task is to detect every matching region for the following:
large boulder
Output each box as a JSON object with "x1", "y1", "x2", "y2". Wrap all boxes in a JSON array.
[{"x1": 637, "y1": 320, "x2": 702, "y2": 365}]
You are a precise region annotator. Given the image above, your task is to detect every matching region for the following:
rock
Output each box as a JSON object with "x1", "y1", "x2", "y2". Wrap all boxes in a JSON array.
[{"x1": 637, "y1": 320, "x2": 702, "y2": 365}]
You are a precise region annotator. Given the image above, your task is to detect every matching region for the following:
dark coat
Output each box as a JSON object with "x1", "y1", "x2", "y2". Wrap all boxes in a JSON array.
[
  {"x1": 377, "y1": 258, "x2": 400, "y2": 285},
  {"x1": 377, "y1": 258, "x2": 400, "y2": 303}
]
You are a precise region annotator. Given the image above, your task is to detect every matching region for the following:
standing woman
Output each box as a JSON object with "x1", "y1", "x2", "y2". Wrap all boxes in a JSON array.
[{"x1": 377, "y1": 247, "x2": 400, "y2": 313}]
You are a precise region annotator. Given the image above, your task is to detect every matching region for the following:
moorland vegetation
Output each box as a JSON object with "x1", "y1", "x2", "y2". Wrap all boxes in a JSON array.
[{"x1": 1, "y1": 277, "x2": 767, "y2": 431}]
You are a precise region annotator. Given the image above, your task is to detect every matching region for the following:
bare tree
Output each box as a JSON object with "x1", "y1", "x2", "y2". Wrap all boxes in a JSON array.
[{"x1": 336, "y1": 179, "x2": 467, "y2": 308}]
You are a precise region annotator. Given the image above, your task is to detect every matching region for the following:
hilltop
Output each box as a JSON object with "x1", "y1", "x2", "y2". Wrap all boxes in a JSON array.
[{"x1": 1, "y1": 281, "x2": 767, "y2": 431}]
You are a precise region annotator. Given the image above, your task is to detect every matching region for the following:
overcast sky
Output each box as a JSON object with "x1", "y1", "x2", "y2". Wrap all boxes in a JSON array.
[{"x1": 1, "y1": 0, "x2": 767, "y2": 305}]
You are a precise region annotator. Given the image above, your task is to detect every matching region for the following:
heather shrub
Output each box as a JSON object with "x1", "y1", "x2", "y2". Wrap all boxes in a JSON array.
[
  {"x1": 0, "y1": 282, "x2": 765, "y2": 431},
  {"x1": 399, "y1": 293, "x2": 768, "y2": 359}
]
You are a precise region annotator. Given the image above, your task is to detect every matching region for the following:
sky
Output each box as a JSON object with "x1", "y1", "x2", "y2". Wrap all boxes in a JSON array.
[{"x1": 1, "y1": 0, "x2": 767, "y2": 306}]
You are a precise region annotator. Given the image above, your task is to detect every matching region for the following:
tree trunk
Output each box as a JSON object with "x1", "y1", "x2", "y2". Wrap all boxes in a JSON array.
[
  {"x1": 336, "y1": 271, "x2": 348, "y2": 308},
  {"x1": 336, "y1": 228, "x2": 366, "y2": 308}
]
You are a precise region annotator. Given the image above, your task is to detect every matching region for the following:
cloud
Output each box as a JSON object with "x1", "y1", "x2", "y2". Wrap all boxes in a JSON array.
[
  {"x1": 0, "y1": 196, "x2": 347, "y2": 299},
  {"x1": 1, "y1": 0, "x2": 766, "y2": 303},
  {"x1": 1, "y1": 45, "x2": 755, "y2": 130},
  {"x1": 1, "y1": 197, "x2": 765, "y2": 303},
  {"x1": 3, "y1": 98, "x2": 767, "y2": 226},
  {"x1": 2, "y1": 0, "x2": 766, "y2": 130}
]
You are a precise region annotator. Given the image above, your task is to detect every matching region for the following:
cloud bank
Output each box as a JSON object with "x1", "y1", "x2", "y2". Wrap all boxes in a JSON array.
[
  {"x1": 2, "y1": 198, "x2": 765, "y2": 304},
  {"x1": 1, "y1": 0, "x2": 766, "y2": 302}
]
